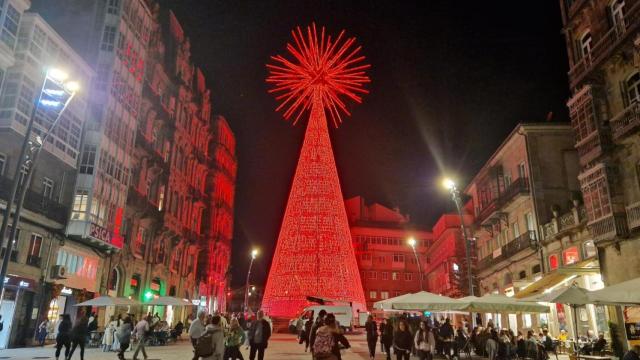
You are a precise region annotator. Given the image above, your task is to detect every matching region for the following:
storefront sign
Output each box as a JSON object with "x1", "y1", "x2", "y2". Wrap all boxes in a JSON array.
[
  {"x1": 89, "y1": 222, "x2": 123, "y2": 249},
  {"x1": 61, "y1": 287, "x2": 73, "y2": 295},
  {"x1": 191, "y1": 299, "x2": 201, "y2": 306},
  {"x1": 3, "y1": 275, "x2": 36, "y2": 290},
  {"x1": 626, "y1": 323, "x2": 640, "y2": 341}
]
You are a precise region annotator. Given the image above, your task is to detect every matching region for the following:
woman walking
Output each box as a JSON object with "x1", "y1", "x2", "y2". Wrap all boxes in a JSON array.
[
  {"x1": 115, "y1": 316, "x2": 133, "y2": 360},
  {"x1": 225, "y1": 318, "x2": 246, "y2": 360},
  {"x1": 415, "y1": 321, "x2": 435, "y2": 360},
  {"x1": 393, "y1": 320, "x2": 413, "y2": 360},
  {"x1": 55, "y1": 314, "x2": 72, "y2": 360},
  {"x1": 67, "y1": 314, "x2": 88, "y2": 360},
  {"x1": 102, "y1": 315, "x2": 116, "y2": 352},
  {"x1": 111, "y1": 315, "x2": 122, "y2": 352},
  {"x1": 365, "y1": 315, "x2": 378, "y2": 360},
  {"x1": 37, "y1": 318, "x2": 50, "y2": 346}
]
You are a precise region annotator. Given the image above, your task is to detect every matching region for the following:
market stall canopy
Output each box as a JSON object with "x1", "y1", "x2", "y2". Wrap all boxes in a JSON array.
[
  {"x1": 522, "y1": 284, "x2": 593, "y2": 305},
  {"x1": 379, "y1": 291, "x2": 465, "y2": 311},
  {"x1": 457, "y1": 294, "x2": 549, "y2": 313},
  {"x1": 74, "y1": 295, "x2": 140, "y2": 307},
  {"x1": 147, "y1": 296, "x2": 193, "y2": 306},
  {"x1": 589, "y1": 277, "x2": 640, "y2": 305},
  {"x1": 373, "y1": 292, "x2": 414, "y2": 310}
]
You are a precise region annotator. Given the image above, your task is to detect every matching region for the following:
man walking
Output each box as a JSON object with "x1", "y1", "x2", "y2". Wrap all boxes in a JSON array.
[
  {"x1": 189, "y1": 311, "x2": 207, "y2": 360},
  {"x1": 248, "y1": 310, "x2": 271, "y2": 360},
  {"x1": 132, "y1": 315, "x2": 150, "y2": 360}
]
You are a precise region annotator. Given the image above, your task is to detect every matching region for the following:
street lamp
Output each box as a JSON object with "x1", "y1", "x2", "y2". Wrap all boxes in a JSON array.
[
  {"x1": 407, "y1": 237, "x2": 425, "y2": 291},
  {"x1": 243, "y1": 248, "x2": 258, "y2": 313},
  {"x1": 0, "y1": 68, "x2": 78, "y2": 299},
  {"x1": 442, "y1": 177, "x2": 475, "y2": 297}
]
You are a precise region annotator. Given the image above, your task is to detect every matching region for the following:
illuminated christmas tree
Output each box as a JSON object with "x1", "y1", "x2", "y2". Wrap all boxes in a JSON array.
[{"x1": 261, "y1": 24, "x2": 369, "y2": 317}]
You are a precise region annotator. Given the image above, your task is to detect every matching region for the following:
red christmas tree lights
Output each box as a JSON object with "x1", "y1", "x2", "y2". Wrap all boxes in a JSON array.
[{"x1": 261, "y1": 24, "x2": 369, "y2": 317}]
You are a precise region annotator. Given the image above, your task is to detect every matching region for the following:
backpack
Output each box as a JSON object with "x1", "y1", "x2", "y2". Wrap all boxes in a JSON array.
[
  {"x1": 196, "y1": 333, "x2": 213, "y2": 357},
  {"x1": 313, "y1": 330, "x2": 335, "y2": 357}
]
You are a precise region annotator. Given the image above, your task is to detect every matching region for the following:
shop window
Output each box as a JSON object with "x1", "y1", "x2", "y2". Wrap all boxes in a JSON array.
[
  {"x1": 583, "y1": 240, "x2": 597, "y2": 259},
  {"x1": 549, "y1": 254, "x2": 559, "y2": 271},
  {"x1": 563, "y1": 246, "x2": 580, "y2": 265},
  {"x1": 518, "y1": 270, "x2": 527, "y2": 280}
]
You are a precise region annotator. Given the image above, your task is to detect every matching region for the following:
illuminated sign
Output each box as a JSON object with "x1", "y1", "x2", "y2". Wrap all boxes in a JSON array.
[
  {"x1": 19, "y1": 281, "x2": 29, "y2": 287},
  {"x1": 61, "y1": 287, "x2": 73, "y2": 295},
  {"x1": 191, "y1": 299, "x2": 200, "y2": 306},
  {"x1": 89, "y1": 223, "x2": 111, "y2": 243}
]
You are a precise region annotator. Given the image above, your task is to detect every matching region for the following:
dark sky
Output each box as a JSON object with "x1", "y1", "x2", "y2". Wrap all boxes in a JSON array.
[{"x1": 168, "y1": 1, "x2": 570, "y2": 289}]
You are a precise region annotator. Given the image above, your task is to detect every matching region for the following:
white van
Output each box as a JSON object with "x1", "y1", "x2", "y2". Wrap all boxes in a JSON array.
[{"x1": 288, "y1": 305, "x2": 354, "y2": 333}]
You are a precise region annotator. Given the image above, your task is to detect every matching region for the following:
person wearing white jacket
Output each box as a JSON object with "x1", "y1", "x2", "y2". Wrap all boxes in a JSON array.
[{"x1": 414, "y1": 321, "x2": 436, "y2": 360}]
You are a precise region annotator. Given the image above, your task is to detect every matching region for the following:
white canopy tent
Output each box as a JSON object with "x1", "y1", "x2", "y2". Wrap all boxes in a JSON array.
[
  {"x1": 74, "y1": 295, "x2": 140, "y2": 307},
  {"x1": 374, "y1": 291, "x2": 465, "y2": 311},
  {"x1": 458, "y1": 294, "x2": 549, "y2": 313},
  {"x1": 589, "y1": 277, "x2": 640, "y2": 305}
]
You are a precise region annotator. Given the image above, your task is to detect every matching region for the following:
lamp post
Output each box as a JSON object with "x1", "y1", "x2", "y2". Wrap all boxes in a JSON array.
[
  {"x1": 0, "y1": 68, "x2": 78, "y2": 299},
  {"x1": 243, "y1": 249, "x2": 258, "y2": 313},
  {"x1": 407, "y1": 237, "x2": 424, "y2": 291},
  {"x1": 443, "y1": 178, "x2": 475, "y2": 297}
]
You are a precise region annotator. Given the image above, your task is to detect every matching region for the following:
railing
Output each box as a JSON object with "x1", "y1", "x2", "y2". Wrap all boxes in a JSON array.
[
  {"x1": 588, "y1": 213, "x2": 629, "y2": 243},
  {"x1": 611, "y1": 103, "x2": 640, "y2": 141},
  {"x1": 26, "y1": 254, "x2": 41, "y2": 267},
  {"x1": 626, "y1": 201, "x2": 640, "y2": 231},
  {"x1": 569, "y1": 1, "x2": 640, "y2": 87},
  {"x1": 558, "y1": 210, "x2": 577, "y2": 229},
  {"x1": 0, "y1": 176, "x2": 69, "y2": 225},
  {"x1": 475, "y1": 178, "x2": 530, "y2": 223},
  {"x1": 541, "y1": 207, "x2": 586, "y2": 241},
  {"x1": 477, "y1": 231, "x2": 536, "y2": 271},
  {"x1": 576, "y1": 131, "x2": 607, "y2": 167}
]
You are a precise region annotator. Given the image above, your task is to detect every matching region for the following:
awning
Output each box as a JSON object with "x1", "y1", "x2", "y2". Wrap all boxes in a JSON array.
[{"x1": 515, "y1": 259, "x2": 599, "y2": 299}]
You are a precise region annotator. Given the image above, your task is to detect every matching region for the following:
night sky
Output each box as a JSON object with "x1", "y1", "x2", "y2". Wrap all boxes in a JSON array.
[{"x1": 167, "y1": 1, "x2": 570, "y2": 289}]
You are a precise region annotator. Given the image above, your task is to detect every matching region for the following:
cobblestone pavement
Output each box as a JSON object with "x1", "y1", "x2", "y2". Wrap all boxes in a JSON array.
[{"x1": 0, "y1": 333, "x2": 377, "y2": 360}]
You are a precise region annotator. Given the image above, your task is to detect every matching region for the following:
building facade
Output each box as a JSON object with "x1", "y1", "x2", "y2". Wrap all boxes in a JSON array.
[
  {"x1": 0, "y1": 3, "x2": 96, "y2": 347},
  {"x1": 424, "y1": 213, "x2": 475, "y2": 298},
  {"x1": 465, "y1": 123, "x2": 581, "y2": 331},
  {"x1": 345, "y1": 196, "x2": 432, "y2": 310}
]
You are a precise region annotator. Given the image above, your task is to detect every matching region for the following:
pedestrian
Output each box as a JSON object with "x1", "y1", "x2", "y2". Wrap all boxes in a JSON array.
[
  {"x1": 302, "y1": 315, "x2": 313, "y2": 352},
  {"x1": 623, "y1": 345, "x2": 640, "y2": 360},
  {"x1": 439, "y1": 318, "x2": 455, "y2": 358},
  {"x1": 189, "y1": 311, "x2": 207, "y2": 360},
  {"x1": 112, "y1": 315, "x2": 122, "y2": 351},
  {"x1": 309, "y1": 309, "x2": 327, "y2": 351},
  {"x1": 225, "y1": 318, "x2": 246, "y2": 360},
  {"x1": 67, "y1": 313, "x2": 88, "y2": 360},
  {"x1": 414, "y1": 321, "x2": 435, "y2": 360},
  {"x1": 201, "y1": 315, "x2": 225, "y2": 360},
  {"x1": 382, "y1": 319, "x2": 394, "y2": 360},
  {"x1": 132, "y1": 315, "x2": 150, "y2": 360},
  {"x1": 116, "y1": 316, "x2": 133, "y2": 360},
  {"x1": 365, "y1": 315, "x2": 378, "y2": 360},
  {"x1": 379, "y1": 319, "x2": 387, "y2": 353},
  {"x1": 102, "y1": 315, "x2": 116, "y2": 352},
  {"x1": 37, "y1": 318, "x2": 50, "y2": 346},
  {"x1": 247, "y1": 310, "x2": 271, "y2": 360},
  {"x1": 313, "y1": 313, "x2": 350, "y2": 360},
  {"x1": 54, "y1": 314, "x2": 72, "y2": 360},
  {"x1": 393, "y1": 319, "x2": 413, "y2": 360}
]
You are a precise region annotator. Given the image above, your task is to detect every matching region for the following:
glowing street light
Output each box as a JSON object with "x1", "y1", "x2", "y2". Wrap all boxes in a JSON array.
[
  {"x1": 407, "y1": 237, "x2": 424, "y2": 291},
  {"x1": 441, "y1": 177, "x2": 475, "y2": 297},
  {"x1": 244, "y1": 248, "x2": 259, "y2": 313},
  {"x1": 0, "y1": 68, "x2": 79, "y2": 297}
]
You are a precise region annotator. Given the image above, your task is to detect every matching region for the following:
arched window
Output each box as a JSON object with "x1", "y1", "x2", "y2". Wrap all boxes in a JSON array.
[
  {"x1": 580, "y1": 31, "x2": 592, "y2": 58},
  {"x1": 108, "y1": 267, "x2": 120, "y2": 292},
  {"x1": 611, "y1": 0, "x2": 626, "y2": 31},
  {"x1": 626, "y1": 72, "x2": 640, "y2": 104}
]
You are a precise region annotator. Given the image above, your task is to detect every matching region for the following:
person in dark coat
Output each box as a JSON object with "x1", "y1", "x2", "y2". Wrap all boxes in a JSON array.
[
  {"x1": 302, "y1": 315, "x2": 313, "y2": 352},
  {"x1": 365, "y1": 315, "x2": 378, "y2": 360},
  {"x1": 309, "y1": 309, "x2": 327, "y2": 351},
  {"x1": 55, "y1": 314, "x2": 72, "y2": 360},
  {"x1": 439, "y1": 318, "x2": 455, "y2": 358},
  {"x1": 382, "y1": 320, "x2": 394, "y2": 360},
  {"x1": 67, "y1": 314, "x2": 88, "y2": 360},
  {"x1": 379, "y1": 319, "x2": 387, "y2": 353},
  {"x1": 393, "y1": 319, "x2": 413, "y2": 360},
  {"x1": 623, "y1": 345, "x2": 640, "y2": 360},
  {"x1": 247, "y1": 310, "x2": 271, "y2": 360}
]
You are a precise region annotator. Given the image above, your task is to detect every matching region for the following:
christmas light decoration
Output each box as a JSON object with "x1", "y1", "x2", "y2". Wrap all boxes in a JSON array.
[{"x1": 261, "y1": 24, "x2": 368, "y2": 317}]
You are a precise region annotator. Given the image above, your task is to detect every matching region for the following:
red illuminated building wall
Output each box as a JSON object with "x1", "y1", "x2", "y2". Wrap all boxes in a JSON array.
[
  {"x1": 424, "y1": 213, "x2": 475, "y2": 298},
  {"x1": 346, "y1": 197, "x2": 433, "y2": 310}
]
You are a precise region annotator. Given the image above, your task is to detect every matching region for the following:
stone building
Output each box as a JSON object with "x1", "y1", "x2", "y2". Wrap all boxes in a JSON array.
[
  {"x1": 465, "y1": 123, "x2": 580, "y2": 331},
  {"x1": 345, "y1": 196, "x2": 432, "y2": 310}
]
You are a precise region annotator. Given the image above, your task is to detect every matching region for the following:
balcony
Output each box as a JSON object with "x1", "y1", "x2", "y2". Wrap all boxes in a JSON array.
[
  {"x1": 588, "y1": 213, "x2": 629, "y2": 243},
  {"x1": 475, "y1": 178, "x2": 530, "y2": 224},
  {"x1": 26, "y1": 254, "x2": 41, "y2": 268},
  {"x1": 541, "y1": 207, "x2": 587, "y2": 242},
  {"x1": 576, "y1": 131, "x2": 609, "y2": 167},
  {"x1": 477, "y1": 231, "x2": 536, "y2": 271},
  {"x1": 127, "y1": 186, "x2": 162, "y2": 221},
  {"x1": 569, "y1": 1, "x2": 640, "y2": 88},
  {"x1": 626, "y1": 201, "x2": 640, "y2": 231},
  {"x1": 611, "y1": 103, "x2": 640, "y2": 141},
  {"x1": 0, "y1": 176, "x2": 69, "y2": 225}
]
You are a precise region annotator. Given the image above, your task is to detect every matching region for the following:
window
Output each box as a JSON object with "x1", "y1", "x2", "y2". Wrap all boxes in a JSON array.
[
  {"x1": 0, "y1": 153, "x2": 5, "y2": 175},
  {"x1": 404, "y1": 273, "x2": 413, "y2": 281},
  {"x1": 580, "y1": 31, "x2": 592, "y2": 58},
  {"x1": 1, "y1": 5, "x2": 20, "y2": 49},
  {"x1": 27, "y1": 233, "x2": 43, "y2": 265},
  {"x1": 504, "y1": 174, "x2": 512, "y2": 188},
  {"x1": 369, "y1": 291, "x2": 377, "y2": 299},
  {"x1": 361, "y1": 253, "x2": 372, "y2": 261},
  {"x1": 369, "y1": 271, "x2": 377, "y2": 280},
  {"x1": 18, "y1": 164, "x2": 28, "y2": 187},
  {"x1": 43, "y1": 177, "x2": 54, "y2": 199},
  {"x1": 391, "y1": 272, "x2": 398, "y2": 280},
  {"x1": 518, "y1": 162, "x2": 527, "y2": 179},
  {"x1": 107, "y1": 0, "x2": 120, "y2": 14},
  {"x1": 583, "y1": 240, "x2": 597, "y2": 258},
  {"x1": 381, "y1": 291, "x2": 389, "y2": 300},
  {"x1": 512, "y1": 222, "x2": 520, "y2": 239},
  {"x1": 549, "y1": 254, "x2": 559, "y2": 271},
  {"x1": 532, "y1": 264, "x2": 542, "y2": 275},
  {"x1": 518, "y1": 270, "x2": 527, "y2": 280},
  {"x1": 626, "y1": 72, "x2": 640, "y2": 105},
  {"x1": 79, "y1": 145, "x2": 96, "y2": 174},
  {"x1": 101, "y1": 26, "x2": 117, "y2": 51},
  {"x1": 583, "y1": 176, "x2": 611, "y2": 221},
  {"x1": 381, "y1": 272, "x2": 388, "y2": 280},
  {"x1": 611, "y1": 0, "x2": 625, "y2": 31},
  {"x1": 392, "y1": 254, "x2": 405, "y2": 262},
  {"x1": 525, "y1": 212, "x2": 535, "y2": 232},
  {"x1": 563, "y1": 246, "x2": 580, "y2": 265},
  {"x1": 71, "y1": 190, "x2": 89, "y2": 220}
]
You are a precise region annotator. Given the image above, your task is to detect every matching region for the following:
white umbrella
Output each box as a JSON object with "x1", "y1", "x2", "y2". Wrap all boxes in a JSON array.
[
  {"x1": 589, "y1": 277, "x2": 640, "y2": 305},
  {"x1": 385, "y1": 291, "x2": 466, "y2": 311},
  {"x1": 74, "y1": 295, "x2": 140, "y2": 307},
  {"x1": 146, "y1": 296, "x2": 193, "y2": 306},
  {"x1": 458, "y1": 294, "x2": 549, "y2": 313},
  {"x1": 373, "y1": 293, "x2": 414, "y2": 310}
]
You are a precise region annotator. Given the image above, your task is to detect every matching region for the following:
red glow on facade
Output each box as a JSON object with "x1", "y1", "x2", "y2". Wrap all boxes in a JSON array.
[{"x1": 262, "y1": 25, "x2": 369, "y2": 318}]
